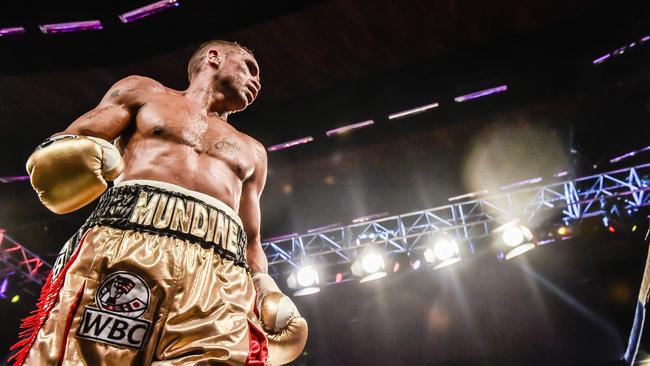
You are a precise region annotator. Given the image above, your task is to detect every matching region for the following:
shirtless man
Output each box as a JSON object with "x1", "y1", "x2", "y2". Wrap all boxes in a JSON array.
[{"x1": 11, "y1": 40, "x2": 307, "y2": 366}]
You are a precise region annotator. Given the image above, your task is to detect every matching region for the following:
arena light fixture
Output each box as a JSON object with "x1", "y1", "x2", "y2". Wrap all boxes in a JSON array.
[
  {"x1": 609, "y1": 145, "x2": 650, "y2": 163},
  {"x1": 287, "y1": 266, "x2": 320, "y2": 297},
  {"x1": 267, "y1": 137, "x2": 314, "y2": 152},
  {"x1": 0, "y1": 27, "x2": 25, "y2": 37},
  {"x1": 326, "y1": 120, "x2": 374, "y2": 137},
  {"x1": 0, "y1": 175, "x2": 29, "y2": 184},
  {"x1": 493, "y1": 220, "x2": 535, "y2": 260},
  {"x1": 454, "y1": 85, "x2": 507, "y2": 103},
  {"x1": 39, "y1": 20, "x2": 103, "y2": 34},
  {"x1": 423, "y1": 234, "x2": 461, "y2": 269},
  {"x1": 500, "y1": 177, "x2": 543, "y2": 190},
  {"x1": 592, "y1": 53, "x2": 611, "y2": 65},
  {"x1": 119, "y1": 0, "x2": 180, "y2": 23},
  {"x1": 351, "y1": 247, "x2": 387, "y2": 283},
  {"x1": 388, "y1": 102, "x2": 439, "y2": 120},
  {"x1": 448, "y1": 189, "x2": 488, "y2": 202},
  {"x1": 263, "y1": 232, "x2": 299, "y2": 242}
]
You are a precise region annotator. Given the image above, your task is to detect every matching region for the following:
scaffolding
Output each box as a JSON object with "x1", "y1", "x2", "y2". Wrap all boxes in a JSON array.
[
  {"x1": 1, "y1": 163, "x2": 648, "y2": 287},
  {"x1": 0, "y1": 230, "x2": 52, "y2": 296},
  {"x1": 262, "y1": 164, "x2": 650, "y2": 276}
]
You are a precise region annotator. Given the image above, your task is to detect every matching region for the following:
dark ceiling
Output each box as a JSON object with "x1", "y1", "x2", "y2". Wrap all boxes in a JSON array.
[{"x1": 2, "y1": 0, "x2": 649, "y2": 246}]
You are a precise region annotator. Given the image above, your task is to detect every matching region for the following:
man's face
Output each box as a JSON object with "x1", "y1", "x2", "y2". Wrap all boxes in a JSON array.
[{"x1": 214, "y1": 48, "x2": 261, "y2": 112}]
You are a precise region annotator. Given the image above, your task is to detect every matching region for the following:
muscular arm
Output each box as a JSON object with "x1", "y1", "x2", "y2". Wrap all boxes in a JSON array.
[
  {"x1": 240, "y1": 140, "x2": 269, "y2": 274},
  {"x1": 60, "y1": 75, "x2": 155, "y2": 140}
]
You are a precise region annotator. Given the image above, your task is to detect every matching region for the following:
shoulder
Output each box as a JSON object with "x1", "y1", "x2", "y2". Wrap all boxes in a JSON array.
[
  {"x1": 103, "y1": 75, "x2": 166, "y2": 105},
  {"x1": 243, "y1": 134, "x2": 267, "y2": 164},
  {"x1": 109, "y1": 75, "x2": 166, "y2": 94}
]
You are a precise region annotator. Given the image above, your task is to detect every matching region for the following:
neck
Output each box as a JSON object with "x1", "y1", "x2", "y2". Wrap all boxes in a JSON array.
[{"x1": 184, "y1": 75, "x2": 230, "y2": 120}]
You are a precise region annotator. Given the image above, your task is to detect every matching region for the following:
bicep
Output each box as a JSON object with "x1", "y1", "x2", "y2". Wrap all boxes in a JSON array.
[
  {"x1": 63, "y1": 103, "x2": 131, "y2": 141},
  {"x1": 241, "y1": 141, "x2": 269, "y2": 272}
]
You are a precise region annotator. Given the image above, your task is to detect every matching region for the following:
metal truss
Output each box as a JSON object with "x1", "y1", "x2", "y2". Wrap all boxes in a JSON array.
[
  {"x1": 0, "y1": 230, "x2": 52, "y2": 294},
  {"x1": 262, "y1": 163, "x2": 650, "y2": 276},
  {"x1": 1, "y1": 164, "x2": 648, "y2": 284}
]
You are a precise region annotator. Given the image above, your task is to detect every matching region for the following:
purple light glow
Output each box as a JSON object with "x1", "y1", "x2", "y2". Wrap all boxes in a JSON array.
[
  {"x1": 0, "y1": 27, "x2": 25, "y2": 37},
  {"x1": 500, "y1": 177, "x2": 543, "y2": 190},
  {"x1": 40, "y1": 20, "x2": 103, "y2": 34},
  {"x1": 326, "y1": 120, "x2": 374, "y2": 137},
  {"x1": 448, "y1": 189, "x2": 488, "y2": 202},
  {"x1": 554, "y1": 171, "x2": 568, "y2": 178},
  {"x1": 263, "y1": 233, "x2": 299, "y2": 242},
  {"x1": 267, "y1": 136, "x2": 314, "y2": 152},
  {"x1": 592, "y1": 53, "x2": 611, "y2": 65},
  {"x1": 307, "y1": 223, "x2": 342, "y2": 233},
  {"x1": 119, "y1": 0, "x2": 180, "y2": 23},
  {"x1": 610, "y1": 145, "x2": 650, "y2": 163},
  {"x1": 537, "y1": 239, "x2": 555, "y2": 246},
  {"x1": 454, "y1": 85, "x2": 508, "y2": 103},
  {"x1": 641, "y1": 36, "x2": 650, "y2": 42},
  {"x1": 388, "y1": 102, "x2": 439, "y2": 120},
  {"x1": 0, "y1": 175, "x2": 29, "y2": 183},
  {"x1": 0, "y1": 277, "x2": 7, "y2": 298},
  {"x1": 352, "y1": 212, "x2": 389, "y2": 224}
]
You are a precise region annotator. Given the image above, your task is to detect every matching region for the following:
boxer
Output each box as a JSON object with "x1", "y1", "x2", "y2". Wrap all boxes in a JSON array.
[{"x1": 11, "y1": 40, "x2": 307, "y2": 366}]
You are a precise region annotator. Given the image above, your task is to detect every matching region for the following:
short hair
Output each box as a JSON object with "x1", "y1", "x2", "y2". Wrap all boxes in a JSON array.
[{"x1": 187, "y1": 40, "x2": 253, "y2": 83}]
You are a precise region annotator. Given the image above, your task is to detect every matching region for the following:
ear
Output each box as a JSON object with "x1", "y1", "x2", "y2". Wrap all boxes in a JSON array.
[{"x1": 206, "y1": 48, "x2": 223, "y2": 69}]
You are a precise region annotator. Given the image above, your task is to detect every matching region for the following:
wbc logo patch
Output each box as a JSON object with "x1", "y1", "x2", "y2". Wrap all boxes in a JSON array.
[{"x1": 76, "y1": 272, "x2": 152, "y2": 350}]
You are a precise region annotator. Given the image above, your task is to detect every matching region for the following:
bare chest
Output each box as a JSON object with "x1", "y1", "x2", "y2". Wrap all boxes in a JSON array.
[{"x1": 132, "y1": 98, "x2": 256, "y2": 180}]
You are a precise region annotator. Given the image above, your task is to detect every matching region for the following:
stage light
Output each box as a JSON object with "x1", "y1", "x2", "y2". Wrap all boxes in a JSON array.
[
  {"x1": 267, "y1": 136, "x2": 314, "y2": 152},
  {"x1": 287, "y1": 266, "x2": 320, "y2": 297},
  {"x1": 609, "y1": 225, "x2": 616, "y2": 233},
  {"x1": 39, "y1": 20, "x2": 103, "y2": 34},
  {"x1": 388, "y1": 102, "x2": 439, "y2": 120},
  {"x1": 0, "y1": 27, "x2": 26, "y2": 37},
  {"x1": 454, "y1": 85, "x2": 507, "y2": 103},
  {"x1": 11, "y1": 295, "x2": 19, "y2": 303},
  {"x1": 351, "y1": 247, "x2": 387, "y2": 283},
  {"x1": 335, "y1": 272, "x2": 343, "y2": 283},
  {"x1": 326, "y1": 120, "x2": 374, "y2": 137},
  {"x1": 557, "y1": 226, "x2": 570, "y2": 236},
  {"x1": 493, "y1": 220, "x2": 535, "y2": 260},
  {"x1": 393, "y1": 262, "x2": 400, "y2": 272},
  {"x1": 423, "y1": 234, "x2": 461, "y2": 269},
  {"x1": 119, "y1": 0, "x2": 180, "y2": 23},
  {"x1": 411, "y1": 259, "x2": 421, "y2": 270},
  {"x1": 362, "y1": 253, "x2": 384, "y2": 273},
  {"x1": 503, "y1": 226, "x2": 524, "y2": 247},
  {"x1": 593, "y1": 53, "x2": 611, "y2": 65},
  {"x1": 632, "y1": 225, "x2": 638, "y2": 232}
]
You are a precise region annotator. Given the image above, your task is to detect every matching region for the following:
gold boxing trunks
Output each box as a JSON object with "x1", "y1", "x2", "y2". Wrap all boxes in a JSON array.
[{"x1": 10, "y1": 180, "x2": 269, "y2": 366}]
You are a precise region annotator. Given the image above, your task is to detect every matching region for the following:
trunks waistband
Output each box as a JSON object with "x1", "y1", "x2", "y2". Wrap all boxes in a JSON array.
[{"x1": 85, "y1": 180, "x2": 248, "y2": 268}]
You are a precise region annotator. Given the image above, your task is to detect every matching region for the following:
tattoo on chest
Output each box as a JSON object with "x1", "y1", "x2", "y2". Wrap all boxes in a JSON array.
[{"x1": 215, "y1": 137, "x2": 241, "y2": 154}]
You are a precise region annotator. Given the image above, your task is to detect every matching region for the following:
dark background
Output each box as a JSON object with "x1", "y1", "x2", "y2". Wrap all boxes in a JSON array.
[{"x1": 1, "y1": 0, "x2": 649, "y2": 364}]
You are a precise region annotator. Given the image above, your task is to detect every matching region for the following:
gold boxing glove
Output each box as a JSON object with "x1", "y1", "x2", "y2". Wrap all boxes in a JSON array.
[
  {"x1": 252, "y1": 272, "x2": 308, "y2": 365},
  {"x1": 26, "y1": 135, "x2": 124, "y2": 214}
]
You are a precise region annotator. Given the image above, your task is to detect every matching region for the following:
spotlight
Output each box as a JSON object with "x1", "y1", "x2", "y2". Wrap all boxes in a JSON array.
[
  {"x1": 493, "y1": 220, "x2": 535, "y2": 260},
  {"x1": 423, "y1": 234, "x2": 461, "y2": 269},
  {"x1": 557, "y1": 226, "x2": 570, "y2": 236},
  {"x1": 351, "y1": 247, "x2": 387, "y2": 283},
  {"x1": 11, "y1": 294, "x2": 19, "y2": 303},
  {"x1": 411, "y1": 259, "x2": 421, "y2": 270},
  {"x1": 335, "y1": 272, "x2": 344, "y2": 283},
  {"x1": 287, "y1": 266, "x2": 320, "y2": 297}
]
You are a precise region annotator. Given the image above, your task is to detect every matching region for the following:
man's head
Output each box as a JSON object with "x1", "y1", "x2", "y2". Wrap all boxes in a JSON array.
[{"x1": 187, "y1": 40, "x2": 261, "y2": 113}]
